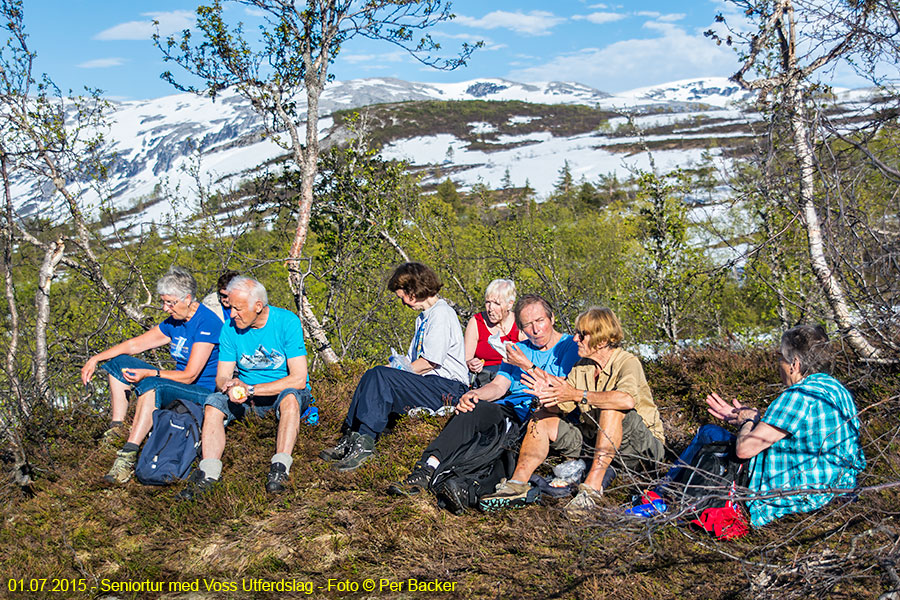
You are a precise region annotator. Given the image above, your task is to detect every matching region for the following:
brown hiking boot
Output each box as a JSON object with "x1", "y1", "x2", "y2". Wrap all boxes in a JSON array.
[
  {"x1": 102, "y1": 449, "x2": 137, "y2": 485},
  {"x1": 100, "y1": 423, "x2": 127, "y2": 447}
]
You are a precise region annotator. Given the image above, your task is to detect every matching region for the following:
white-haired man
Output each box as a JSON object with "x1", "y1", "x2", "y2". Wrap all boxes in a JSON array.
[{"x1": 177, "y1": 277, "x2": 313, "y2": 499}]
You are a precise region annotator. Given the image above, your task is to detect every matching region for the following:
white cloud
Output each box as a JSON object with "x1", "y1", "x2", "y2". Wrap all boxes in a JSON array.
[
  {"x1": 658, "y1": 13, "x2": 686, "y2": 22},
  {"x1": 76, "y1": 57, "x2": 125, "y2": 69},
  {"x1": 506, "y1": 23, "x2": 739, "y2": 92},
  {"x1": 341, "y1": 50, "x2": 408, "y2": 65},
  {"x1": 588, "y1": 3, "x2": 609, "y2": 8},
  {"x1": 434, "y1": 31, "x2": 493, "y2": 43},
  {"x1": 243, "y1": 7, "x2": 267, "y2": 18},
  {"x1": 636, "y1": 11, "x2": 660, "y2": 18},
  {"x1": 454, "y1": 11, "x2": 565, "y2": 36},
  {"x1": 94, "y1": 11, "x2": 194, "y2": 41},
  {"x1": 573, "y1": 12, "x2": 626, "y2": 25}
]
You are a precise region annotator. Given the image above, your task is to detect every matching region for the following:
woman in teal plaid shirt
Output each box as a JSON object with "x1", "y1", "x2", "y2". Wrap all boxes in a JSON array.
[{"x1": 646, "y1": 325, "x2": 866, "y2": 527}]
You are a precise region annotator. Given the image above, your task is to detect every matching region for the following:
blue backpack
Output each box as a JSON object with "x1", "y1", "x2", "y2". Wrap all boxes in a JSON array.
[{"x1": 135, "y1": 398, "x2": 204, "y2": 485}]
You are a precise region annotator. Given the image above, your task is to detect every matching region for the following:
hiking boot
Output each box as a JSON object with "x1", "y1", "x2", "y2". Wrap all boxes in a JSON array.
[
  {"x1": 100, "y1": 423, "x2": 127, "y2": 447},
  {"x1": 478, "y1": 478, "x2": 540, "y2": 512},
  {"x1": 319, "y1": 432, "x2": 357, "y2": 463},
  {"x1": 564, "y1": 483, "x2": 603, "y2": 517},
  {"x1": 434, "y1": 479, "x2": 471, "y2": 515},
  {"x1": 175, "y1": 469, "x2": 218, "y2": 501},
  {"x1": 334, "y1": 433, "x2": 375, "y2": 472},
  {"x1": 387, "y1": 464, "x2": 434, "y2": 497},
  {"x1": 101, "y1": 449, "x2": 137, "y2": 485},
  {"x1": 265, "y1": 462, "x2": 289, "y2": 494}
]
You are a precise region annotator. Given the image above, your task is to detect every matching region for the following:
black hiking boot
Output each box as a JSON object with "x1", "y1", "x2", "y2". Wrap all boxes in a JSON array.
[
  {"x1": 319, "y1": 432, "x2": 357, "y2": 463},
  {"x1": 265, "y1": 462, "x2": 289, "y2": 494},
  {"x1": 334, "y1": 434, "x2": 375, "y2": 472},
  {"x1": 387, "y1": 464, "x2": 435, "y2": 497},
  {"x1": 433, "y1": 478, "x2": 471, "y2": 515},
  {"x1": 175, "y1": 469, "x2": 218, "y2": 501}
]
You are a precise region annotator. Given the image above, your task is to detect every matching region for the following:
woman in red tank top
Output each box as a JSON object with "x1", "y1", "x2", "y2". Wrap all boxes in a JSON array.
[{"x1": 464, "y1": 279, "x2": 523, "y2": 388}]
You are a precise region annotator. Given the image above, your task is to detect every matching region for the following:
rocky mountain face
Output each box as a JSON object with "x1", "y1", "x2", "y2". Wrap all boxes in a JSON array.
[{"x1": 8, "y1": 76, "x2": 867, "y2": 229}]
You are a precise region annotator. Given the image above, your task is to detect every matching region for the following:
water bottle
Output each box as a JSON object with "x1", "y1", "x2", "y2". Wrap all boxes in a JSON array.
[{"x1": 388, "y1": 348, "x2": 413, "y2": 372}]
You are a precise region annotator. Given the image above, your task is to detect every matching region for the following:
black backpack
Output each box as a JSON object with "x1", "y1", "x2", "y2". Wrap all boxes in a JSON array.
[
  {"x1": 429, "y1": 419, "x2": 522, "y2": 514},
  {"x1": 670, "y1": 441, "x2": 749, "y2": 515},
  {"x1": 135, "y1": 399, "x2": 204, "y2": 485}
]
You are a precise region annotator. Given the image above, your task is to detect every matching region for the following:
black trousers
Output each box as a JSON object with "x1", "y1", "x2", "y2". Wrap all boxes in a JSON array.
[{"x1": 421, "y1": 401, "x2": 521, "y2": 463}]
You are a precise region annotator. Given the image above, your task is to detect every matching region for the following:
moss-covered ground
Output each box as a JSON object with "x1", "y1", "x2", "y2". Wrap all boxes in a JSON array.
[{"x1": 2, "y1": 349, "x2": 899, "y2": 599}]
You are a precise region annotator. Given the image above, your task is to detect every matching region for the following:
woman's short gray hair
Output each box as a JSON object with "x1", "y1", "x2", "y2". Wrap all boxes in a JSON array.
[
  {"x1": 156, "y1": 266, "x2": 197, "y2": 300},
  {"x1": 226, "y1": 276, "x2": 269, "y2": 307},
  {"x1": 485, "y1": 279, "x2": 516, "y2": 307},
  {"x1": 781, "y1": 324, "x2": 830, "y2": 376}
]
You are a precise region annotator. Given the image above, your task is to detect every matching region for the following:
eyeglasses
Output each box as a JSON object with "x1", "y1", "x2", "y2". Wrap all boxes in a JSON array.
[
  {"x1": 574, "y1": 329, "x2": 588, "y2": 339},
  {"x1": 161, "y1": 297, "x2": 185, "y2": 309}
]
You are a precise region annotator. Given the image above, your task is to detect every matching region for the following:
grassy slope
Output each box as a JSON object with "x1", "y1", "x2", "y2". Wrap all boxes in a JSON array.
[{"x1": 2, "y1": 349, "x2": 899, "y2": 600}]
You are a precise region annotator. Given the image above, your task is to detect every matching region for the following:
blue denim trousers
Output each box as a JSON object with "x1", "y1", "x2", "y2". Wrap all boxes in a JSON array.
[
  {"x1": 99, "y1": 354, "x2": 213, "y2": 408},
  {"x1": 204, "y1": 387, "x2": 313, "y2": 426}
]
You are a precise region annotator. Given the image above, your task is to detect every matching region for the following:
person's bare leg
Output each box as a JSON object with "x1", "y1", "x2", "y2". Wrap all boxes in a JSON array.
[
  {"x1": 582, "y1": 410, "x2": 625, "y2": 491},
  {"x1": 108, "y1": 374, "x2": 130, "y2": 422},
  {"x1": 510, "y1": 411, "x2": 560, "y2": 483},
  {"x1": 275, "y1": 394, "x2": 300, "y2": 455},
  {"x1": 126, "y1": 390, "x2": 157, "y2": 446},
  {"x1": 201, "y1": 405, "x2": 227, "y2": 461}
]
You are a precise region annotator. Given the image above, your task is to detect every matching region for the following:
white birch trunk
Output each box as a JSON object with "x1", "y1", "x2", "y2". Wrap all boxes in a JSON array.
[
  {"x1": 33, "y1": 239, "x2": 64, "y2": 396},
  {"x1": 786, "y1": 83, "x2": 883, "y2": 360}
]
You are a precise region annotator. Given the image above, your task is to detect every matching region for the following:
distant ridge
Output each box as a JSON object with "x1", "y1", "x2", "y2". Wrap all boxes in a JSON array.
[{"x1": 8, "y1": 76, "x2": 860, "y2": 228}]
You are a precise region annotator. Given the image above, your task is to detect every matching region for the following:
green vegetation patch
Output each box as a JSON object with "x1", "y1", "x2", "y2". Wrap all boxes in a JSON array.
[{"x1": 332, "y1": 100, "x2": 622, "y2": 148}]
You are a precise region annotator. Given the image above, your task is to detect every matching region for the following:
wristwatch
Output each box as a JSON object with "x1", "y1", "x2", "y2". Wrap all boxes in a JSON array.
[
  {"x1": 246, "y1": 385, "x2": 256, "y2": 397},
  {"x1": 580, "y1": 390, "x2": 589, "y2": 406}
]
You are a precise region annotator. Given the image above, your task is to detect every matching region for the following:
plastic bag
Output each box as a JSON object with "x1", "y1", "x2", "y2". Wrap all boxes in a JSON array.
[{"x1": 549, "y1": 459, "x2": 586, "y2": 487}]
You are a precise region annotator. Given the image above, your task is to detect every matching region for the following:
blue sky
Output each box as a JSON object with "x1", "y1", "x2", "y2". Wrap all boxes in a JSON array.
[{"x1": 19, "y1": 0, "x2": 864, "y2": 101}]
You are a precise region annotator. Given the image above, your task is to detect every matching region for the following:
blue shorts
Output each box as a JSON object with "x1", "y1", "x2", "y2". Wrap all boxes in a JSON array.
[
  {"x1": 204, "y1": 387, "x2": 315, "y2": 426},
  {"x1": 100, "y1": 354, "x2": 213, "y2": 408}
]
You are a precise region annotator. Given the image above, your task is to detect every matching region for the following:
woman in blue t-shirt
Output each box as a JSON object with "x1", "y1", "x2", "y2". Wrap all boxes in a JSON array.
[{"x1": 80, "y1": 266, "x2": 222, "y2": 485}]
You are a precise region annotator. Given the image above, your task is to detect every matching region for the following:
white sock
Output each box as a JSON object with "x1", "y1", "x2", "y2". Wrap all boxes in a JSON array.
[
  {"x1": 426, "y1": 455, "x2": 440, "y2": 469},
  {"x1": 272, "y1": 453, "x2": 293, "y2": 474},
  {"x1": 198, "y1": 458, "x2": 222, "y2": 481}
]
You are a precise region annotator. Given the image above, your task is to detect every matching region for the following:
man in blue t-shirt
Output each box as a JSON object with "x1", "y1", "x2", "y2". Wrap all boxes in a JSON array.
[
  {"x1": 387, "y1": 294, "x2": 579, "y2": 512},
  {"x1": 177, "y1": 277, "x2": 312, "y2": 500}
]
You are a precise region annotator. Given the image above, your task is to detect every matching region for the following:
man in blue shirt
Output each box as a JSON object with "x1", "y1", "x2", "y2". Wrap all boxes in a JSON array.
[
  {"x1": 388, "y1": 294, "x2": 579, "y2": 512},
  {"x1": 177, "y1": 277, "x2": 312, "y2": 499}
]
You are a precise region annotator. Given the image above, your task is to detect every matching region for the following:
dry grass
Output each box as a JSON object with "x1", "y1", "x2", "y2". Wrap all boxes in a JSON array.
[{"x1": 1, "y1": 348, "x2": 899, "y2": 599}]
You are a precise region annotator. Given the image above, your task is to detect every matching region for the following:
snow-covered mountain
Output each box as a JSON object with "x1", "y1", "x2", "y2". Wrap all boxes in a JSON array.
[
  {"x1": 8, "y1": 76, "x2": 777, "y2": 226},
  {"x1": 614, "y1": 77, "x2": 751, "y2": 108}
]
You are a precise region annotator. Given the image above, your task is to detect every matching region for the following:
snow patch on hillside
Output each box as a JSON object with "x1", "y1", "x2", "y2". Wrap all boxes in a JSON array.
[{"x1": 614, "y1": 77, "x2": 752, "y2": 108}]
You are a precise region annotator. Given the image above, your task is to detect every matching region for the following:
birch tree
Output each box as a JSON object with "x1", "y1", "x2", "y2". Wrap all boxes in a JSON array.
[
  {"x1": 715, "y1": 0, "x2": 900, "y2": 360},
  {"x1": 0, "y1": 0, "x2": 150, "y2": 402},
  {"x1": 156, "y1": 0, "x2": 478, "y2": 364}
]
